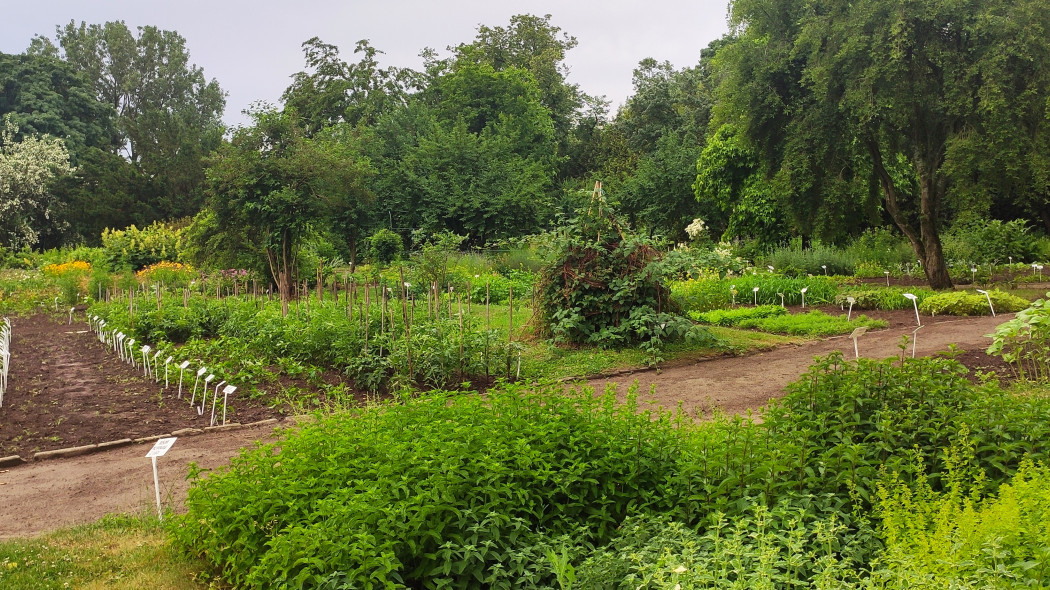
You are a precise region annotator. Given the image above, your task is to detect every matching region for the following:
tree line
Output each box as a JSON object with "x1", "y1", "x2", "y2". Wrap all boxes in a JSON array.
[{"x1": 2, "y1": 2, "x2": 1048, "y2": 290}]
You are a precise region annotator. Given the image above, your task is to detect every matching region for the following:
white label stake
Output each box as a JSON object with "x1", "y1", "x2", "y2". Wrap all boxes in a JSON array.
[{"x1": 145, "y1": 437, "x2": 177, "y2": 521}]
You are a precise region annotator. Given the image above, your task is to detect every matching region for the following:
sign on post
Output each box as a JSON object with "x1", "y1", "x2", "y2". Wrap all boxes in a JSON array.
[
  {"x1": 190, "y1": 367, "x2": 207, "y2": 405},
  {"x1": 145, "y1": 437, "x2": 177, "y2": 521},
  {"x1": 210, "y1": 381, "x2": 226, "y2": 426},
  {"x1": 177, "y1": 361, "x2": 191, "y2": 398},
  {"x1": 199, "y1": 374, "x2": 215, "y2": 415},
  {"x1": 221, "y1": 385, "x2": 236, "y2": 425},
  {"x1": 849, "y1": 326, "x2": 868, "y2": 359},
  {"x1": 140, "y1": 345, "x2": 152, "y2": 377},
  {"x1": 164, "y1": 356, "x2": 174, "y2": 388}
]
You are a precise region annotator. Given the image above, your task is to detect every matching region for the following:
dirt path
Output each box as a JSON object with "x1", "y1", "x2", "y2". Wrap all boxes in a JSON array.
[
  {"x1": 591, "y1": 309, "x2": 1010, "y2": 418},
  {"x1": 0, "y1": 424, "x2": 281, "y2": 539},
  {"x1": 0, "y1": 309, "x2": 1011, "y2": 538}
]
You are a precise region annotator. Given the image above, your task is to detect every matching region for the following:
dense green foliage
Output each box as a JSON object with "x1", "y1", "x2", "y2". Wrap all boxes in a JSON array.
[
  {"x1": 835, "y1": 288, "x2": 935, "y2": 311},
  {"x1": 713, "y1": 0, "x2": 1050, "y2": 288},
  {"x1": 173, "y1": 383, "x2": 687, "y2": 588},
  {"x1": 367, "y1": 228, "x2": 403, "y2": 264},
  {"x1": 870, "y1": 461, "x2": 1050, "y2": 589},
  {"x1": 987, "y1": 292, "x2": 1050, "y2": 381},
  {"x1": 691, "y1": 305, "x2": 885, "y2": 336},
  {"x1": 918, "y1": 289, "x2": 1030, "y2": 316},
  {"x1": 537, "y1": 194, "x2": 697, "y2": 351},
  {"x1": 172, "y1": 353, "x2": 1050, "y2": 588},
  {"x1": 200, "y1": 108, "x2": 373, "y2": 313},
  {"x1": 90, "y1": 289, "x2": 516, "y2": 394},
  {"x1": 690, "y1": 304, "x2": 785, "y2": 326},
  {"x1": 100, "y1": 221, "x2": 186, "y2": 270},
  {"x1": 4, "y1": 11, "x2": 1047, "y2": 298},
  {"x1": 737, "y1": 310, "x2": 886, "y2": 336},
  {"x1": 671, "y1": 276, "x2": 841, "y2": 312}
]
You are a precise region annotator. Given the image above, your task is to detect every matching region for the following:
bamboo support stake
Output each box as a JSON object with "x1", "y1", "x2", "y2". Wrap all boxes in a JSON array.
[
  {"x1": 458, "y1": 295, "x2": 464, "y2": 379},
  {"x1": 507, "y1": 285, "x2": 513, "y2": 378},
  {"x1": 364, "y1": 285, "x2": 370, "y2": 353}
]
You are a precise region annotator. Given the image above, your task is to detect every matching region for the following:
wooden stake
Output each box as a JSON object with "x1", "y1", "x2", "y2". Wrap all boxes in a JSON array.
[{"x1": 507, "y1": 285, "x2": 513, "y2": 378}]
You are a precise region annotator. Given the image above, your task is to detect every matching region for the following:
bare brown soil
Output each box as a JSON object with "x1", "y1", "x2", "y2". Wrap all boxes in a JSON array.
[
  {"x1": 0, "y1": 314, "x2": 285, "y2": 458},
  {"x1": 0, "y1": 308, "x2": 1018, "y2": 539}
]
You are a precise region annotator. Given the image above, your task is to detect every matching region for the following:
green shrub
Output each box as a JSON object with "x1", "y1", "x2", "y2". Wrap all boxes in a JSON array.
[
  {"x1": 368, "y1": 228, "x2": 403, "y2": 264},
  {"x1": 870, "y1": 460, "x2": 1050, "y2": 589},
  {"x1": 537, "y1": 199, "x2": 693, "y2": 351},
  {"x1": 101, "y1": 222, "x2": 186, "y2": 271},
  {"x1": 918, "y1": 289, "x2": 1030, "y2": 316},
  {"x1": 986, "y1": 292, "x2": 1050, "y2": 381},
  {"x1": 738, "y1": 310, "x2": 887, "y2": 336},
  {"x1": 171, "y1": 383, "x2": 689, "y2": 589},
  {"x1": 658, "y1": 244, "x2": 750, "y2": 280},
  {"x1": 469, "y1": 269, "x2": 534, "y2": 305},
  {"x1": 845, "y1": 227, "x2": 915, "y2": 269},
  {"x1": 942, "y1": 218, "x2": 1039, "y2": 264},
  {"x1": 575, "y1": 506, "x2": 865, "y2": 589}
]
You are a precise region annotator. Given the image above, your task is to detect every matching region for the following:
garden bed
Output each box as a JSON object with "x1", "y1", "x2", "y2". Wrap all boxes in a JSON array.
[{"x1": 0, "y1": 314, "x2": 297, "y2": 459}]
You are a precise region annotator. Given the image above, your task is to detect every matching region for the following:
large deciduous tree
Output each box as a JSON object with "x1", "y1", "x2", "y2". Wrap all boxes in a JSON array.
[
  {"x1": 613, "y1": 50, "x2": 717, "y2": 239},
  {"x1": 451, "y1": 13, "x2": 584, "y2": 164},
  {"x1": 203, "y1": 109, "x2": 373, "y2": 316},
  {"x1": 282, "y1": 38, "x2": 418, "y2": 133},
  {"x1": 32, "y1": 21, "x2": 225, "y2": 221},
  {"x1": 0, "y1": 52, "x2": 115, "y2": 157},
  {"x1": 717, "y1": 0, "x2": 1050, "y2": 288},
  {"x1": 0, "y1": 117, "x2": 74, "y2": 248}
]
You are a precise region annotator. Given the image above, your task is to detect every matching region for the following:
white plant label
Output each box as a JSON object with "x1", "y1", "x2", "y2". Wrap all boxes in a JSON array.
[{"x1": 145, "y1": 437, "x2": 177, "y2": 458}]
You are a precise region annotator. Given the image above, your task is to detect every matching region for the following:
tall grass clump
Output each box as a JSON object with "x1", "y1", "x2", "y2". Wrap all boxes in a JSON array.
[{"x1": 762, "y1": 239, "x2": 859, "y2": 276}]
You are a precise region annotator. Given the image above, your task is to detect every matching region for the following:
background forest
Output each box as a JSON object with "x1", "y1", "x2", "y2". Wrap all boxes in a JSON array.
[{"x1": 2, "y1": 3, "x2": 1050, "y2": 287}]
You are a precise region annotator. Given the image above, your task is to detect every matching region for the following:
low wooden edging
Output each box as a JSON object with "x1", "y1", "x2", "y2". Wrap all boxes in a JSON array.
[{"x1": 2, "y1": 418, "x2": 283, "y2": 466}]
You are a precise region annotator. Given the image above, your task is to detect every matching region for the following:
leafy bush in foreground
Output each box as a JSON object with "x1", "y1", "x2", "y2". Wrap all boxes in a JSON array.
[
  {"x1": 574, "y1": 506, "x2": 865, "y2": 589},
  {"x1": 870, "y1": 460, "x2": 1050, "y2": 589},
  {"x1": 173, "y1": 355, "x2": 1050, "y2": 588},
  {"x1": 173, "y1": 383, "x2": 687, "y2": 589}
]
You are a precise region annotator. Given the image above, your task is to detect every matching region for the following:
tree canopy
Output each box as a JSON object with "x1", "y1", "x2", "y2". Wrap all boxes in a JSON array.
[
  {"x1": 714, "y1": 0, "x2": 1050, "y2": 288},
  {"x1": 202, "y1": 108, "x2": 373, "y2": 314},
  {"x1": 0, "y1": 117, "x2": 74, "y2": 249}
]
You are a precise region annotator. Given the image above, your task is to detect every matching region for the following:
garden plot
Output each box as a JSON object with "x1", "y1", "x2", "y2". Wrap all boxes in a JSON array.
[{"x1": 0, "y1": 314, "x2": 284, "y2": 459}]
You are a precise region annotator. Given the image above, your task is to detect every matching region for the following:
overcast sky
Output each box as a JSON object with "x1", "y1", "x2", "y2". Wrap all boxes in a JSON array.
[{"x1": 2, "y1": 1, "x2": 732, "y2": 128}]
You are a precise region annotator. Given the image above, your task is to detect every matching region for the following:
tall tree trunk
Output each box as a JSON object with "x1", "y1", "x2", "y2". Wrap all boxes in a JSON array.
[
  {"x1": 1038, "y1": 207, "x2": 1050, "y2": 235},
  {"x1": 868, "y1": 138, "x2": 954, "y2": 290}
]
